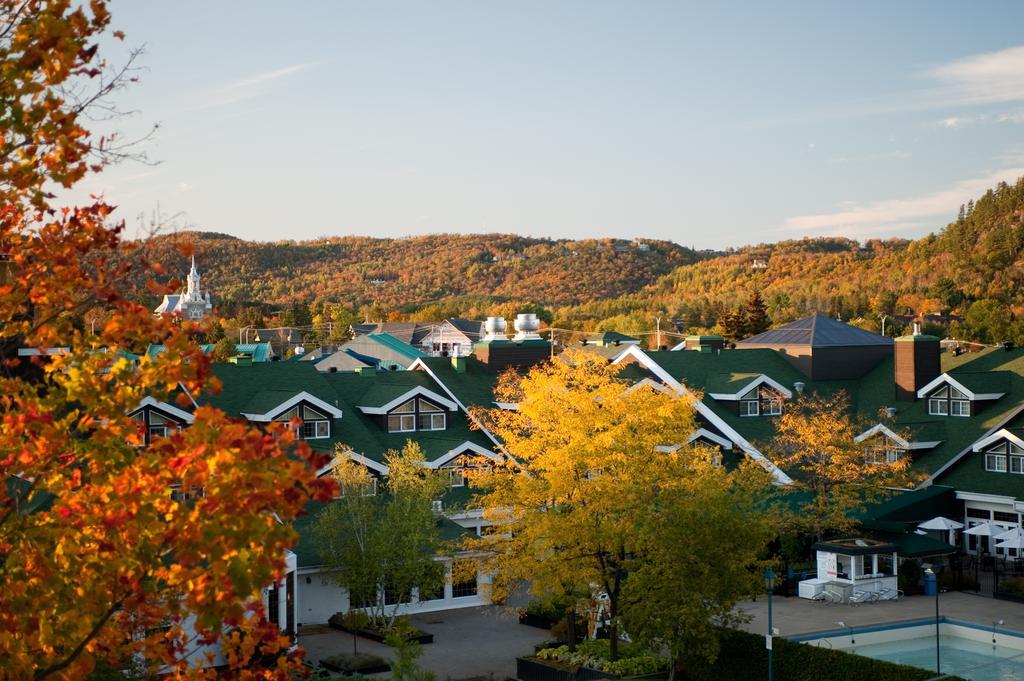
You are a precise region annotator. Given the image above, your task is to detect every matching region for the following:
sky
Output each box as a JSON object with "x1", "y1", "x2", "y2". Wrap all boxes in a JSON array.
[{"x1": 72, "y1": 1, "x2": 1024, "y2": 249}]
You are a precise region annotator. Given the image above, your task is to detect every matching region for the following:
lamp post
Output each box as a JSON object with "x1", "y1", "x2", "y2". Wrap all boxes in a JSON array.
[
  {"x1": 764, "y1": 567, "x2": 774, "y2": 681},
  {"x1": 993, "y1": 619, "x2": 1004, "y2": 645},
  {"x1": 925, "y1": 567, "x2": 940, "y2": 674}
]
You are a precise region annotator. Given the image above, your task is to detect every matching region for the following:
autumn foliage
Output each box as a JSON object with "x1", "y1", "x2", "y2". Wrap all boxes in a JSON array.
[{"x1": 0, "y1": 2, "x2": 333, "y2": 678}]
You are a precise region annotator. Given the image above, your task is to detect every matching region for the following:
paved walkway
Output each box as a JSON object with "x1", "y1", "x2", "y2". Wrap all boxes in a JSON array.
[
  {"x1": 298, "y1": 604, "x2": 550, "y2": 680},
  {"x1": 737, "y1": 590, "x2": 1024, "y2": 638}
]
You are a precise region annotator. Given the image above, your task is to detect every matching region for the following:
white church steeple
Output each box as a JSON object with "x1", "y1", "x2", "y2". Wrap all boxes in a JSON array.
[{"x1": 153, "y1": 255, "x2": 214, "y2": 320}]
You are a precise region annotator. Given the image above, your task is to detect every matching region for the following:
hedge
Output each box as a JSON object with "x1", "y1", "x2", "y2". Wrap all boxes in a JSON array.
[{"x1": 680, "y1": 629, "x2": 968, "y2": 681}]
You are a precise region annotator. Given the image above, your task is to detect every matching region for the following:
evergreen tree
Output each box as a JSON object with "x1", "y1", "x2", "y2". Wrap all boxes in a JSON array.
[
  {"x1": 743, "y1": 291, "x2": 770, "y2": 336},
  {"x1": 721, "y1": 308, "x2": 746, "y2": 342}
]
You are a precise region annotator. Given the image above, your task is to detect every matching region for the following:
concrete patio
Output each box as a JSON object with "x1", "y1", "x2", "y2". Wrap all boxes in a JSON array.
[
  {"x1": 298, "y1": 604, "x2": 550, "y2": 680},
  {"x1": 737, "y1": 590, "x2": 1024, "y2": 638}
]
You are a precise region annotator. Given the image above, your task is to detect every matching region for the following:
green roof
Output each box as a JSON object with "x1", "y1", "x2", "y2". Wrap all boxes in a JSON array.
[
  {"x1": 947, "y1": 370, "x2": 1013, "y2": 395},
  {"x1": 705, "y1": 372, "x2": 767, "y2": 395},
  {"x1": 367, "y1": 333, "x2": 428, "y2": 361},
  {"x1": 640, "y1": 345, "x2": 1024, "y2": 492},
  {"x1": 203, "y1": 362, "x2": 340, "y2": 416}
]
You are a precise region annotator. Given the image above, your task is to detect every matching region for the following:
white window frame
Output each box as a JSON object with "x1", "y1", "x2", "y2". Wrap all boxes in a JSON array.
[
  {"x1": 762, "y1": 398, "x2": 783, "y2": 416},
  {"x1": 951, "y1": 400, "x2": 970, "y2": 417},
  {"x1": 986, "y1": 453, "x2": 1008, "y2": 472},
  {"x1": 929, "y1": 398, "x2": 948, "y2": 415},
  {"x1": 417, "y1": 413, "x2": 446, "y2": 431},
  {"x1": 388, "y1": 414, "x2": 416, "y2": 433},
  {"x1": 1011, "y1": 455, "x2": 1024, "y2": 474},
  {"x1": 739, "y1": 399, "x2": 759, "y2": 417}
]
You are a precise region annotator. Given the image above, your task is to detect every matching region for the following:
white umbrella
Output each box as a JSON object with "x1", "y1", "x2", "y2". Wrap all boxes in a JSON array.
[
  {"x1": 918, "y1": 516, "x2": 964, "y2": 531},
  {"x1": 965, "y1": 522, "x2": 1001, "y2": 561},
  {"x1": 994, "y1": 527, "x2": 1024, "y2": 551},
  {"x1": 964, "y1": 522, "x2": 1000, "y2": 537},
  {"x1": 994, "y1": 526, "x2": 1024, "y2": 541}
]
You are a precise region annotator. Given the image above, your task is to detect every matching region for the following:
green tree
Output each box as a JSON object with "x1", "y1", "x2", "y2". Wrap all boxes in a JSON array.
[
  {"x1": 743, "y1": 291, "x2": 770, "y2": 336},
  {"x1": 621, "y1": 455, "x2": 774, "y2": 678},
  {"x1": 314, "y1": 442, "x2": 447, "y2": 630},
  {"x1": 212, "y1": 337, "x2": 236, "y2": 362},
  {"x1": 721, "y1": 308, "x2": 746, "y2": 342},
  {"x1": 280, "y1": 301, "x2": 312, "y2": 327},
  {"x1": 964, "y1": 299, "x2": 1012, "y2": 344}
]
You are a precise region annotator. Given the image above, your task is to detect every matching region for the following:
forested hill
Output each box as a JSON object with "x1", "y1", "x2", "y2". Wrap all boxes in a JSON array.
[
  {"x1": 556, "y1": 176, "x2": 1024, "y2": 344},
  {"x1": 129, "y1": 233, "x2": 702, "y2": 310},
  {"x1": 130, "y1": 176, "x2": 1024, "y2": 345}
]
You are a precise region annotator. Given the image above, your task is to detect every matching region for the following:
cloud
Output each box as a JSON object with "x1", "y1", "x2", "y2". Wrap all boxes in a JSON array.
[
  {"x1": 925, "y1": 110, "x2": 1024, "y2": 129},
  {"x1": 828, "y1": 150, "x2": 911, "y2": 165},
  {"x1": 929, "y1": 45, "x2": 1024, "y2": 107},
  {"x1": 173, "y1": 62, "x2": 322, "y2": 115},
  {"x1": 223, "y1": 62, "x2": 321, "y2": 91},
  {"x1": 757, "y1": 45, "x2": 1024, "y2": 124},
  {"x1": 781, "y1": 167, "x2": 1024, "y2": 237}
]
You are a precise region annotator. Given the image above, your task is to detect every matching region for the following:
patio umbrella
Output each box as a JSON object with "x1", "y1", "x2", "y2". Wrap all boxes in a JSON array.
[
  {"x1": 919, "y1": 516, "x2": 965, "y2": 546},
  {"x1": 964, "y1": 522, "x2": 1000, "y2": 537},
  {"x1": 918, "y1": 517, "x2": 965, "y2": 531},
  {"x1": 965, "y1": 522, "x2": 1001, "y2": 563},
  {"x1": 994, "y1": 527, "x2": 1024, "y2": 551}
]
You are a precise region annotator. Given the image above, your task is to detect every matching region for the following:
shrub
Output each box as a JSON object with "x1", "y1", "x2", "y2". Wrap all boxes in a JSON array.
[
  {"x1": 524, "y1": 597, "x2": 568, "y2": 621},
  {"x1": 535, "y1": 639, "x2": 666, "y2": 675},
  {"x1": 999, "y1": 576, "x2": 1024, "y2": 595},
  {"x1": 679, "y1": 628, "x2": 966, "y2": 681},
  {"x1": 320, "y1": 652, "x2": 389, "y2": 673}
]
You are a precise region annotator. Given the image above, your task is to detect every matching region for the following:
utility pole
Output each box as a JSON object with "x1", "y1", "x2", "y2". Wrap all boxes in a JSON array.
[
  {"x1": 881, "y1": 314, "x2": 888, "y2": 337},
  {"x1": 655, "y1": 317, "x2": 662, "y2": 350}
]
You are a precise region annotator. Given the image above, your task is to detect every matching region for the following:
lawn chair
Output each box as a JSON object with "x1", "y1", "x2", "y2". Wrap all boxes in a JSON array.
[
  {"x1": 824, "y1": 587, "x2": 845, "y2": 604},
  {"x1": 849, "y1": 590, "x2": 873, "y2": 605}
]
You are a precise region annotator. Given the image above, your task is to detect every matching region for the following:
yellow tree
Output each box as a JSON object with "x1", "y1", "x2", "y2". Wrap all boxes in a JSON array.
[
  {"x1": 768, "y1": 391, "x2": 918, "y2": 541},
  {"x1": 470, "y1": 350, "x2": 704, "y2": 661}
]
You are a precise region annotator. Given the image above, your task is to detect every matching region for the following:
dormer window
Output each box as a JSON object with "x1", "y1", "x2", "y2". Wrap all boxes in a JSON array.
[
  {"x1": 387, "y1": 397, "x2": 446, "y2": 433},
  {"x1": 739, "y1": 386, "x2": 784, "y2": 417},
  {"x1": 984, "y1": 442, "x2": 1024, "y2": 474},
  {"x1": 864, "y1": 444, "x2": 906, "y2": 465},
  {"x1": 927, "y1": 386, "x2": 970, "y2": 417},
  {"x1": 129, "y1": 401, "x2": 191, "y2": 446},
  {"x1": 274, "y1": 404, "x2": 331, "y2": 439}
]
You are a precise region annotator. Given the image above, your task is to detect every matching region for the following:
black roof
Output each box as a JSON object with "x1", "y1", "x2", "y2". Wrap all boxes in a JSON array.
[{"x1": 739, "y1": 314, "x2": 893, "y2": 348}]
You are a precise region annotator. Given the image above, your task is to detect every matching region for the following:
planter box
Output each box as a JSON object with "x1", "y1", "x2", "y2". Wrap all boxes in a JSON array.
[
  {"x1": 519, "y1": 612, "x2": 560, "y2": 629},
  {"x1": 320, "y1": 658, "x2": 391, "y2": 675},
  {"x1": 515, "y1": 656, "x2": 616, "y2": 681},
  {"x1": 327, "y1": 620, "x2": 433, "y2": 645}
]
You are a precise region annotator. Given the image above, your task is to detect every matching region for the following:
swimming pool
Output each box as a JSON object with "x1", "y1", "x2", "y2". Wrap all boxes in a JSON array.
[{"x1": 791, "y1": 618, "x2": 1024, "y2": 681}]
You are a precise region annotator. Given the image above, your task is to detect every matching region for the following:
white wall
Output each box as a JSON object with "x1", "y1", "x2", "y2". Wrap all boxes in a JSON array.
[
  {"x1": 296, "y1": 564, "x2": 492, "y2": 626},
  {"x1": 297, "y1": 570, "x2": 349, "y2": 626}
]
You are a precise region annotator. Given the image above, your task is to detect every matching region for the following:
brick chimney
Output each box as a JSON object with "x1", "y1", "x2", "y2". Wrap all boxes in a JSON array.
[{"x1": 894, "y1": 322, "x2": 940, "y2": 401}]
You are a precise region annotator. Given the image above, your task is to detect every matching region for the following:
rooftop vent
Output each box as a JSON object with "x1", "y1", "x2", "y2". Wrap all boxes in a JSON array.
[
  {"x1": 513, "y1": 313, "x2": 542, "y2": 341},
  {"x1": 885, "y1": 406, "x2": 897, "y2": 418},
  {"x1": 793, "y1": 381, "x2": 805, "y2": 395},
  {"x1": 483, "y1": 316, "x2": 508, "y2": 342}
]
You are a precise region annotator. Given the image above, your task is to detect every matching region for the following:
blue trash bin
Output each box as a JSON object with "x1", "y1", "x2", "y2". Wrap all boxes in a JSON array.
[{"x1": 924, "y1": 570, "x2": 937, "y2": 596}]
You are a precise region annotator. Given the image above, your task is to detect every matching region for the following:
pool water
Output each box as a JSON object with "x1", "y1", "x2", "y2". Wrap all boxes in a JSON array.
[{"x1": 847, "y1": 634, "x2": 1024, "y2": 681}]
